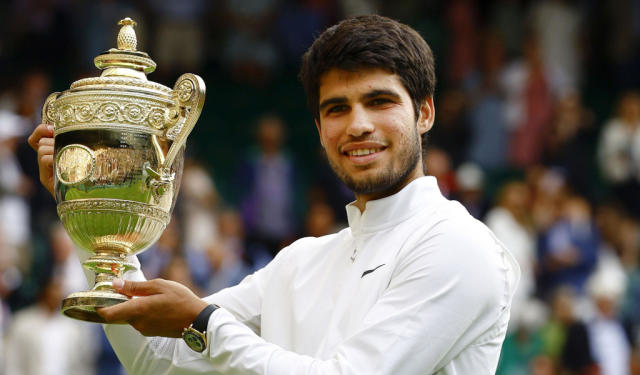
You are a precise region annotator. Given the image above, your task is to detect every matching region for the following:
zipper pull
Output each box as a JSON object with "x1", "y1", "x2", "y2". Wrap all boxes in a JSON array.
[{"x1": 350, "y1": 247, "x2": 357, "y2": 263}]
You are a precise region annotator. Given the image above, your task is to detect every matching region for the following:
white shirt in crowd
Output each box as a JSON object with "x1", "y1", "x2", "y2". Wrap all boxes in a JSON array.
[
  {"x1": 485, "y1": 206, "x2": 536, "y2": 331},
  {"x1": 88, "y1": 176, "x2": 520, "y2": 374},
  {"x1": 598, "y1": 118, "x2": 640, "y2": 183},
  {"x1": 4, "y1": 304, "x2": 96, "y2": 375}
]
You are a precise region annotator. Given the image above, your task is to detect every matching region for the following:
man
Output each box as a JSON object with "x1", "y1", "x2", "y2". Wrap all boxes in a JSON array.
[{"x1": 29, "y1": 15, "x2": 520, "y2": 374}]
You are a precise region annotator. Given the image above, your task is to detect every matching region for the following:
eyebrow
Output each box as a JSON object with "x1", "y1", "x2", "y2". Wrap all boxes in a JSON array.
[
  {"x1": 361, "y1": 89, "x2": 402, "y2": 101},
  {"x1": 318, "y1": 89, "x2": 402, "y2": 112},
  {"x1": 319, "y1": 96, "x2": 347, "y2": 112}
]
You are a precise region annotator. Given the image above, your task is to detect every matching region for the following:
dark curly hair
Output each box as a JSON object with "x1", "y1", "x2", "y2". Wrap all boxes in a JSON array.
[{"x1": 299, "y1": 14, "x2": 436, "y2": 168}]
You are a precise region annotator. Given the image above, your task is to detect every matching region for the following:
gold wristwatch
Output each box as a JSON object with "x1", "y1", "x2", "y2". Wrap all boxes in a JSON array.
[{"x1": 182, "y1": 304, "x2": 218, "y2": 352}]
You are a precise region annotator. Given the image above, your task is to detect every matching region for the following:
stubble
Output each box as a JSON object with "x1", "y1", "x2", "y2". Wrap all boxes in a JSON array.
[{"x1": 327, "y1": 125, "x2": 422, "y2": 196}]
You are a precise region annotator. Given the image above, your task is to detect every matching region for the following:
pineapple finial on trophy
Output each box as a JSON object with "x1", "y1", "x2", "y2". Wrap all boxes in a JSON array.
[{"x1": 117, "y1": 17, "x2": 138, "y2": 51}]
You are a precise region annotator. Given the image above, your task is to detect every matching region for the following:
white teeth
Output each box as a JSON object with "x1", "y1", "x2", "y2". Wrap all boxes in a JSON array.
[{"x1": 348, "y1": 148, "x2": 380, "y2": 156}]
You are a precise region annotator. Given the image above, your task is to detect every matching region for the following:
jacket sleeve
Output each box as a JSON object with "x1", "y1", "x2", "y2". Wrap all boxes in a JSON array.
[
  {"x1": 73, "y1": 246, "x2": 270, "y2": 374},
  {"x1": 102, "y1": 267, "x2": 270, "y2": 375}
]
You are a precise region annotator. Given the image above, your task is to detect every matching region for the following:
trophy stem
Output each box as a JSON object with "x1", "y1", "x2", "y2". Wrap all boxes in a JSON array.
[
  {"x1": 61, "y1": 250, "x2": 137, "y2": 323},
  {"x1": 84, "y1": 251, "x2": 137, "y2": 291}
]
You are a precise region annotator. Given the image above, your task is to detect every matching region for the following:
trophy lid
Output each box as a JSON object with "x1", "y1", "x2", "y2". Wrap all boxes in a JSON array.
[{"x1": 93, "y1": 18, "x2": 157, "y2": 80}]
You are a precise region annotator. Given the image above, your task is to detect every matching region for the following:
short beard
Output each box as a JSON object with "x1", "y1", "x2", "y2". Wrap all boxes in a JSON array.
[{"x1": 327, "y1": 127, "x2": 422, "y2": 196}]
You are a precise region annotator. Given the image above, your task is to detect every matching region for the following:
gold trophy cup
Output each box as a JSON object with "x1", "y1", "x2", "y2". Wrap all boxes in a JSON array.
[{"x1": 41, "y1": 18, "x2": 205, "y2": 323}]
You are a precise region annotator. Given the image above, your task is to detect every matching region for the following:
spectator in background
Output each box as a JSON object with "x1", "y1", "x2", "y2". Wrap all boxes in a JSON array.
[
  {"x1": 597, "y1": 0, "x2": 640, "y2": 90},
  {"x1": 4, "y1": 276, "x2": 97, "y2": 375},
  {"x1": 309, "y1": 144, "x2": 354, "y2": 225},
  {"x1": 429, "y1": 89, "x2": 469, "y2": 167},
  {"x1": 586, "y1": 260, "x2": 630, "y2": 375},
  {"x1": 529, "y1": 356, "x2": 556, "y2": 375},
  {"x1": 485, "y1": 181, "x2": 537, "y2": 331},
  {"x1": 274, "y1": 0, "x2": 335, "y2": 67},
  {"x1": 538, "y1": 286, "x2": 598, "y2": 374},
  {"x1": 542, "y1": 91, "x2": 595, "y2": 200},
  {"x1": 147, "y1": 0, "x2": 208, "y2": 80},
  {"x1": 49, "y1": 223, "x2": 88, "y2": 297},
  {"x1": 12, "y1": 71, "x2": 58, "y2": 235},
  {"x1": 490, "y1": 0, "x2": 525, "y2": 59},
  {"x1": 12, "y1": 70, "x2": 49, "y2": 126},
  {"x1": 159, "y1": 256, "x2": 203, "y2": 298},
  {"x1": 528, "y1": 167, "x2": 567, "y2": 235},
  {"x1": 220, "y1": 0, "x2": 280, "y2": 85},
  {"x1": 444, "y1": 0, "x2": 478, "y2": 87},
  {"x1": 424, "y1": 147, "x2": 455, "y2": 198},
  {"x1": 0, "y1": 109, "x2": 32, "y2": 277},
  {"x1": 180, "y1": 162, "x2": 220, "y2": 253},
  {"x1": 74, "y1": 0, "x2": 139, "y2": 71},
  {"x1": 464, "y1": 30, "x2": 509, "y2": 171},
  {"x1": 538, "y1": 195, "x2": 599, "y2": 297},
  {"x1": 598, "y1": 91, "x2": 640, "y2": 218},
  {"x1": 3, "y1": 1, "x2": 74, "y2": 71},
  {"x1": 178, "y1": 162, "x2": 221, "y2": 288},
  {"x1": 503, "y1": 32, "x2": 569, "y2": 168},
  {"x1": 617, "y1": 214, "x2": 640, "y2": 361},
  {"x1": 237, "y1": 114, "x2": 300, "y2": 259},
  {"x1": 138, "y1": 218, "x2": 181, "y2": 281},
  {"x1": 529, "y1": 0, "x2": 583, "y2": 88},
  {"x1": 596, "y1": 203, "x2": 640, "y2": 270},
  {"x1": 454, "y1": 162, "x2": 487, "y2": 219},
  {"x1": 206, "y1": 209, "x2": 253, "y2": 293},
  {"x1": 496, "y1": 300, "x2": 547, "y2": 375},
  {"x1": 304, "y1": 201, "x2": 338, "y2": 238}
]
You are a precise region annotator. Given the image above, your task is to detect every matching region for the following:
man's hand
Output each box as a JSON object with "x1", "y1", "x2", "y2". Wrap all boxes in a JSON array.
[
  {"x1": 98, "y1": 278, "x2": 209, "y2": 338},
  {"x1": 27, "y1": 123, "x2": 55, "y2": 197}
]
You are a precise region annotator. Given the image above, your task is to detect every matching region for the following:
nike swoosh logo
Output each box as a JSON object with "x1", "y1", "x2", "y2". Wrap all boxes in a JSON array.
[{"x1": 361, "y1": 264, "x2": 386, "y2": 278}]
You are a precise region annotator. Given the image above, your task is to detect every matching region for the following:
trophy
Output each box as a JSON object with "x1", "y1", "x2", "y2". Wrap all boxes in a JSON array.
[{"x1": 41, "y1": 18, "x2": 205, "y2": 323}]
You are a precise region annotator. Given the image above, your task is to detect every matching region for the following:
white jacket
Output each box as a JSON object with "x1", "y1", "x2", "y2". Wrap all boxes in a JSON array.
[{"x1": 95, "y1": 176, "x2": 520, "y2": 374}]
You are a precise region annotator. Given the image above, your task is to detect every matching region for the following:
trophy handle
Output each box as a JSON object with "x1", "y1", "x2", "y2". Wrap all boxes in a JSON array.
[
  {"x1": 42, "y1": 92, "x2": 60, "y2": 126},
  {"x1": 163, "y1": 73, "x2": 205, "y2": 170}
]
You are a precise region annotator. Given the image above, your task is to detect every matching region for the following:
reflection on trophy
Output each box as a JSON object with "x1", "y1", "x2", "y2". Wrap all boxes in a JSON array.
[{"x1": 41, "y1": 18, "x2": 205, "y2": 323}]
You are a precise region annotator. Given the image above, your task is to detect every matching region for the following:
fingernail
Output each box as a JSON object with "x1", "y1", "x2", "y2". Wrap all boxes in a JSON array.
[
  {"x1": 46, "y1": 125, "x2": 53, "y2": 132},
  {"x1": 112, "y1": 278, "x2": 124, "y2": 289}
]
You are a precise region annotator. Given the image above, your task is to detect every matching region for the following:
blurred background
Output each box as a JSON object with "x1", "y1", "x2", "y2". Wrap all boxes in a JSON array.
[{"x1": 0, "y1": 0, "x2": 639, "y2": 374}]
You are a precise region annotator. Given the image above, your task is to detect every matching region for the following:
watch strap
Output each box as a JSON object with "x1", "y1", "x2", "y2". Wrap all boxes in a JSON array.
[{"x1": 192, "y1": 304, "x2": 218, "y2": 332}]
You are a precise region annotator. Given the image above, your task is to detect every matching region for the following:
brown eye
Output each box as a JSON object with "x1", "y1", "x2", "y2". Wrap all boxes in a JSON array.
[
  {"x1": 370, "y1": 98, "x2": 392, "y2": 106},
  {"x1": 327, "y1": 105, "x2": 348, "y2": 114}
]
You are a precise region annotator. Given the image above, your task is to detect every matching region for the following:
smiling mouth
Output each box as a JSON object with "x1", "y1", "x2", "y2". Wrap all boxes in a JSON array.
[{"x1": 344, "y1": 147, "x2": 385, "y2": 157}]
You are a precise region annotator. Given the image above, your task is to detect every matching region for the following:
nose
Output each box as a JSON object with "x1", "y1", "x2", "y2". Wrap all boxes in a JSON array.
[{"x1": 346, "y1": 104, "x2": 374, "y2": 137}]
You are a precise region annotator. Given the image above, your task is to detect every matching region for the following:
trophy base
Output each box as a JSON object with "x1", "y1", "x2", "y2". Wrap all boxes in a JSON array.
[{"x1": 62, "y1": 290, "x2": 129, "y2": 323}]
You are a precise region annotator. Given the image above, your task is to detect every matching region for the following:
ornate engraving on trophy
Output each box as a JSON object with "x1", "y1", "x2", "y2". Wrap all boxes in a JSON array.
[{"x1": 50, "y1": 95, "x2": 173, "y2": 135}]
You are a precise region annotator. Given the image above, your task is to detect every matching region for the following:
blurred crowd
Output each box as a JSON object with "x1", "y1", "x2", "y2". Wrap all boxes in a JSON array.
[{"x1": 0, "y1": 0, "x2": 640, "y2": 374}]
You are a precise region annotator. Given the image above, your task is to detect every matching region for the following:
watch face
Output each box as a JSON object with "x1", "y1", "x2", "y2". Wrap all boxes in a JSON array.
[{"x1": 183, "y1": 330, "x2": 205, "y2": 352}]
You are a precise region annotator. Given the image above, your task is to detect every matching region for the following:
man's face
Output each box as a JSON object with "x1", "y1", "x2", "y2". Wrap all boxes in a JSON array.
[{"x1": 316, "y1": 68, "x2": 433, "y2": 199}]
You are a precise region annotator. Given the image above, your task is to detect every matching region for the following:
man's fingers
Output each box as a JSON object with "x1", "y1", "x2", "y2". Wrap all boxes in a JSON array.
[
  {"x1": 38, "y1": 145, "x2": 54, "y2": 158},
  {"x1": 40, "y1": 154, "x2": 53, "y2": 167},
  {"x1": 98, "y1": 298, "x2": 143, "y2": 323},
  {"x1": 112, "y1": 278, "x2": 166, "y2": 297},
  {"x1": 27, "y1": 124, "x2": 56, "y2": 197},
  {"x1": 28, "y1": 124, "x2": 54, "y2": 151},
  {"x1": 38, "y1": 137, "x2": 54, "y2": 147}
]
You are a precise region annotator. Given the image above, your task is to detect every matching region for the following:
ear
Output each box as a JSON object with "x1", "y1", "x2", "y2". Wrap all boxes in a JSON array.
[
  {"x1": 315, "y1": 118, "x2": 324, "y2": 147},
  {"x1": 417, "y1": 97, "x2": 435, "y2": 135}
]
